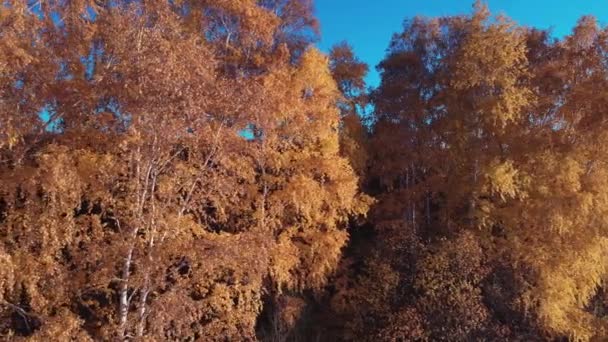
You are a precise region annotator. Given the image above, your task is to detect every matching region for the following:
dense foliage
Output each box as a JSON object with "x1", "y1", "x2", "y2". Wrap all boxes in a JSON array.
[
  {"x1": 0, "y1": 1, "x2": 368, "y2": 340},
  {"x1": 2, "y1": 1, "x2": 608, "y2": 341}
]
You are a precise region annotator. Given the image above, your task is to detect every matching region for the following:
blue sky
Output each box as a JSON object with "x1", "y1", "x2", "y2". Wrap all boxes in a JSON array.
[{"x1": 315, "y1": 1, "x2": 608, "y2": 87}]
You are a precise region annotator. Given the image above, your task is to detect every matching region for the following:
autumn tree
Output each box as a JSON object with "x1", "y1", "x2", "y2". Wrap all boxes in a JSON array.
[
  {"x1": 7, "y1": 1, "x2": 608, "y2": 341},
  {"x1": 0, "y1": 1, "x2": 366, "y2": 340},
  {"x1": 339, "y1": 2, "x2": 608, "y2": 341},
  {"x1": 329, "y1": 42, "x2": 370, "y2": 180}
]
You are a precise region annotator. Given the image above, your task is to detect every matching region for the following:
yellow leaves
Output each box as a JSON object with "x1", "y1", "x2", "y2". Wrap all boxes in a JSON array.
[
  {"x1": 249, "y1": 46, "x2": 363, "y2": 299},
  {"x1": 555, "y1": 157, "x2": 585, "y2": 193},
  {"x1": 269, "y1": 228, "x2": 300, "y2": 291},
  {"x1": 0, "y1": 116, "x2": 22, "y2": 150},
  {"x1": 485, "y1": 159, "x2": 522, "y2": 201},
  {"x1": 274, "y1": 175, "x2": 320, "y2": 222},
  {"x1": 0, "y1": 0, "x2": 365, "y2": 339},
  {"x1": 295, "y1": 48, "x2": 341, "y2": 102},
  {"x1": 351, "y1": 192, "x2": 375, "y2": 218},
  {"x1": 206, "y1": 282, "x2": 236, "y2": 314},
  {"x1": 0, "y1": 248, "x2": 15, "y2": 302},
  {"x1": 318, "y1": 133, "x2": 340, "y2": 156},
  {"x1": 505, "y1": 150, "x2": 608, "y2": 337},
  {"x1": 1, "y1": 125, "x2": 20, "y2": 150},
  {"x1": 450, "y1": 5, "x2": 532, "y2": 129},
  {"x1": 299, "y1": 228, "x2": 349, "y2": 291},
  {"x1": 519, "y1": 153, "x2": 596, "y2": 235},
  {"x1": 491, "y1": 85, "x2": 534, "y2": 127},
  {"x1": 270, "y1": 221, "x2": 349, "y2": 293},
  {"x1": 529, "y1": 237, "x2": 608, "y2": 341}
]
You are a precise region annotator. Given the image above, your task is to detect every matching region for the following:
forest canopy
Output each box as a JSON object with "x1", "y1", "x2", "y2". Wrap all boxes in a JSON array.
[{"x1": 1, "y1": 1, "x2": 608, "y2": 341}]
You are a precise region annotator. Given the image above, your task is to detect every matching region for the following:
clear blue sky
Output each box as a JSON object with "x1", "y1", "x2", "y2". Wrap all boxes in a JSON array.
[{"x1": 315, "y1": 1, "x2": 608, "y2": 87}]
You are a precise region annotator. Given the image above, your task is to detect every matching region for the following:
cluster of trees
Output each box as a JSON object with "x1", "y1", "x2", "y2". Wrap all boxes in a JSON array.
[
  {"x1": 326, "y1": 3, "x2": 608, "y2": 341},
  {"x1": 2, "y1": 0, "x2": 608, "y2": 340},
  {"x1": 0, "y1": 1, "x2": 368, "y2": 340}
]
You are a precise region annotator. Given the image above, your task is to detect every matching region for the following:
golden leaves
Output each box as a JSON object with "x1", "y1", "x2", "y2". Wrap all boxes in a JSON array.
[
  {"x1": 485, "y1": 159, "x2": 521, "y2": 201},
  {"x1": 451, "y1": 7, "x2": 532, "y2": 129},
  {"x1": 530, "y1": 237, "x2": 608, "y2": 341},
  {"x1": 0, "y1": 248, "x2": 15, "y2": 303},
  {"x1": 0, "y1": 1, "x2": 363, "y2": 339},
  {"x1": 360, "y1": 3, "x2": 608, "y2": 341},
  {"x1": 269, "y1": 228, "x2": 301, "y2": 291},
  {"x1": 1, "y1": 123, "x2": 20, "y2": 150}
]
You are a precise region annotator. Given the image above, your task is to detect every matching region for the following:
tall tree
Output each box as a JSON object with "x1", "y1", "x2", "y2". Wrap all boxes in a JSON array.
[
  {"x1": 0, "y1": 1, "x2": 365, "y2": 340},
  {"x1": 329, "y1": 42, "x2": 369, "y2": 179},
  {"x1": 353, "y1": 3, "x2": 608, "y2": 341}
]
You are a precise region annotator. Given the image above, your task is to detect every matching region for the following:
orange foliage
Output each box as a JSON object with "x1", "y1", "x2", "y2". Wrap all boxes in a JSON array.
[
  {"x1": 0, "y1": 1, "x2": 364, "y2": 340},
  {"x1": 5, "y1": 1, "x2": 608, "y2": 341}
]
